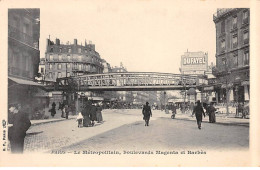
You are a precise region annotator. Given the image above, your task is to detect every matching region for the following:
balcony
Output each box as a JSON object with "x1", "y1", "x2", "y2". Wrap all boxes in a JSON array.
[
  {"x1": 8, "y1": 25, "x2": 37, "y2": 49},
  {"x1": 213, "y1": 8, "x2": 234, "y2": 20},
  {"x1": 243, "y1": 18, "x2": 249, "y2": 24},
  {"x1": 244, "y1": 39, "x2": 249, "y2": 45}
]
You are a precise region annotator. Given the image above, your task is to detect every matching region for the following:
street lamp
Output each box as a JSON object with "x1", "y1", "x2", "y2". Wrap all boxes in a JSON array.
[
  {"x1": 164, "y1": 91, "x2": 166, "y2": 112},
  {"x1": 223, "y1": 58, "x2": 230, "y2": 115}
]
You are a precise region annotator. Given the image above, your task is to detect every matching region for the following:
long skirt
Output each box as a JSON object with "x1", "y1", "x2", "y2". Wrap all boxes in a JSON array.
[
  {"x1": 96, "y1": 111, "x2": 103, "y2": 122},
  {"x1": 83, "y1": 115, "x2": 91, "y2": 127},
  {"x1": 211, "y1": 112, "x2": 216, "y2": 123}
]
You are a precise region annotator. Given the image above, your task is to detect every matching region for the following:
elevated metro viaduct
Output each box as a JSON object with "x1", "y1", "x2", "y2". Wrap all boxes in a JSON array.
[{"x1": 44, "y1": 72, "x2": 207, "y2": 92}]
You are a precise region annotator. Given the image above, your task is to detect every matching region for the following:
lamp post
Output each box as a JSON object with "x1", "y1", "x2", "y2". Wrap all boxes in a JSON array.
[
  {"x1": 164, "y1": 91, "x2": 166, "y2": 112},
  {"x1": 223, "y1": 58, "x2": 230, "y2": 116}
]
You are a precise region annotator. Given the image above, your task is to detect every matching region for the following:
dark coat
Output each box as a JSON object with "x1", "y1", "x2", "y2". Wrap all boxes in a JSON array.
[
  {"x1": 8, "y1": 111, "x2": 31, "y2": 141},
  {"x1": 142, "y1": 105, "x2": 152, "y2": 121},
  {"x1": 193, "y1": 105, "x2": 205, "y2": 121}
]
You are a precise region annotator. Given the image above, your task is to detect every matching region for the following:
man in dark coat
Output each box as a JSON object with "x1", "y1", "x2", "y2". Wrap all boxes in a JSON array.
[
  {"x1": 8, "y1": 104, "x2": 31, "y2": 153},
  {"x1": 192, "y1": 100, "x2": 205, "y2": 130},
  {"x1": 142, "y1": 102, "x2": 152, "y2": 126},
  {"x1": 81, "y1": 101, "x2": 92, "y2": 127}
]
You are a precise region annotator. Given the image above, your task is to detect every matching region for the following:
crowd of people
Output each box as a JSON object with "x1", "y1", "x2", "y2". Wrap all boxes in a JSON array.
[{"x1": 77, "y1": 100, "x2": 104, "y2": 128}]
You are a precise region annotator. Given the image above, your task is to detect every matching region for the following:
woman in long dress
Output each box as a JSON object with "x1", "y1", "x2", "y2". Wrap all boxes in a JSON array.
[
  {"x1": 96, "y1": 104, "x2": 103, "y2": 123},
  {"x1": 208, "y1": 103, "x2": 216, "y2": 123}
]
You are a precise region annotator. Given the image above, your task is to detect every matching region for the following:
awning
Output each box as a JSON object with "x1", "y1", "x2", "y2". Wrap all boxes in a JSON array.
[
  {"x1": 88, "y1": 97, "x2": 104, "y2": 101},
  {"x1": 221, "y1": 83, "x2": 233, "y2": 89},
  {"x1": 203, "y1": 86, "x2": 214, "y2": 91},
  {"x1": 9, "y1": 77, "x2": 44, "y2": 87}
]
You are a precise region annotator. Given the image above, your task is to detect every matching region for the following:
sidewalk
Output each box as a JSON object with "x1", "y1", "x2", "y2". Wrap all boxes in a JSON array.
[
  {"x1": 166, "y1": 109, "x2": 249, "y2": 127},
  {"x1": 30, "y1": 109, "x2": 77, "y2": 126}
]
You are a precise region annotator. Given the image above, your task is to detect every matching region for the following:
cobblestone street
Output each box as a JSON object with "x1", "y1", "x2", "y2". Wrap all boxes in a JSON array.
[{"x1": 24, "y1": 109, "x2": 249, "y2": 153}]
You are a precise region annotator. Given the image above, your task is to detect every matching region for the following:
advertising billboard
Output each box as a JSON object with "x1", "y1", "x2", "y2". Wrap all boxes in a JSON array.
[{"x1": 181, "y1": 51, "x2": 208, "y2": 75}]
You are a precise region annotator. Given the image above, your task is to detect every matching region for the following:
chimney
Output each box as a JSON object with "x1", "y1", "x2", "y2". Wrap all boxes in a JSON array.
[
  {"x1": 74, "y1": 39, "x2": 77, "y2": 45},
  {"x1": 85, "y1": 39, "x2": 87, "y2": 46},
  {"x1": 56, "y1": 38, "x2": 60, "y2": 45}
]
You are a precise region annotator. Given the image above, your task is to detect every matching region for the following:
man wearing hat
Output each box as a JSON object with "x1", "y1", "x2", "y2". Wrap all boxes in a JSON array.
[
  {"x1": 8, "y1": 104, "x2": 31, "y2": 153},
  {"x1": 142, "y1": 102, "x2": 152, "y2": 126},
  {"x1": 192, "y1": 100, "x2": 205, "y2": 130}
]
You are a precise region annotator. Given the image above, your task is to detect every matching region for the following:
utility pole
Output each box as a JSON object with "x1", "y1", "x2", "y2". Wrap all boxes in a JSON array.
[{"x1": 224, "y1": 58, "x2": 229, "y2": 116}]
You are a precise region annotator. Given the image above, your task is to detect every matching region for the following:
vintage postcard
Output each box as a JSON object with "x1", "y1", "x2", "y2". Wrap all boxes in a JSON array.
[{"x1": 0, "y1": 0, "x2": 260, "y2": 167}]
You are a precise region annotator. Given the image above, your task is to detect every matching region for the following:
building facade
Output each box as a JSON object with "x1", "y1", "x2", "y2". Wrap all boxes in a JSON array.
[
  {"x1": 45, "y1": 38, "x2": 104, "y2": 81},
  {"x1": 213, "y1": 8, "x2": 250, "y2": 103},
  {"x1": 43, "y1": 38, "x2": 105, "y2": 105},
  {"x1": 8, "y1": 9, "x2": 42, "y2": 112}
]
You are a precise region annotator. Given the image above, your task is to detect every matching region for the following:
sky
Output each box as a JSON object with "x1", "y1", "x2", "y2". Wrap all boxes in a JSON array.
[{"x1": 39, "y1": 0, "x2": 218, "y2": 74}]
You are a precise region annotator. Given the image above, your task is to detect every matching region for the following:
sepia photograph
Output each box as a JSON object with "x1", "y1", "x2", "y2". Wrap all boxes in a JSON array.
[{"x1": 0, "y1": 0, "x2": 260, "y2": 167}]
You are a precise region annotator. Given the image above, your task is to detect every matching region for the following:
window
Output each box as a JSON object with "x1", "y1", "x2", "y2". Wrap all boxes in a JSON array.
[
  {"x1": 232, "y1": 35, "x2": 238, "y2": 48},
  {"x1": 233, "y1": 54, "x2": 238, "y2": 68},
  {"x1": 49, "y1": 72, "x2": 52, "y2": 78},
  {"x1": 49, "y1": 54, "x2": 53, "y2": 61},
  {"x1": 22, "y1": 23, "x2": 29, "y2": 34},
  {"x1": 222, "y1": 57, "x2": 226, "y2": 66},
  {"x1": 78, "y1": 55, "x2": 82, "y2": 61},
  {"x1": 58, "y1": 72, "x2": 62, "y2": 78},
  {"x1": 243, "y1": 31, "x2": 249, "y2": 44},
  {"x1": 67, "y1": 72, "x2": 70, "y2": 77},
  {"x1": 67, "y1": 63, "x2": 71, "y2": 68},
  {"x1": 221, "y1": 21, "x2": 225, "y2": 33},
  {"x1": 41, "y1": 68, "x2": 44, "y2": 73},
  {"x1": 59, "y1": 48, "x2": 62, "y2": 53},
  {"x1": 78, "y1": 48, "x2": 82, "y2": 53},
  {"x1": 78, "y1": 64, "x2": 82, "y2": 71},
  {"x1": 58, "y1": 64, "x2": 62, "y2": 70},
  {"x1": 49, "y1": 64, "x2": 53, "y2": 70},
  {"x1": 50, "y1": 48, "x2": 53, "y2": 53},
  {"x1": 68, "y1": 48, "x2": 71, "y2": 53},
  {"x1": 221, "y1": 40, "x2": 225, "y2": 50},
  {"x1": 58, "y1": 54, "x2": 62, "y2": 61},
  {"x1": 243, "y1": 10, "x2": 249, "y2": 24},
  {"x1": 244, "y1": 51, "x2": 249, "y2": 65},
  {"x1": 232, "y1": 16, "x2": 237, "y2": 29},
  {"x1": 67, "y1": 55, "x2": 71, "y2": 61}
]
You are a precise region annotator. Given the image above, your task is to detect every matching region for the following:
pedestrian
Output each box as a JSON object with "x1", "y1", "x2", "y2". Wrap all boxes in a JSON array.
[
  {"x1": 90, "y1": 103, "x2": 97, "y2": 126},
  {"x1": 58, "y1": 102, "x2": 61, "y2": 110},
  {"x1": 203, "y1": 103, "x2": 210, "y2": 123},
  {"x1": 190, "y1": 102, "x2": 194, "y2": 114},
  {"x1": 96, "y1": 104, "x2": 103, "y2": 123},
  {"x1": 142, "y1": 102, "x2": 152, "y2": 126},
  {"x1": 171, "y1": 103, "x2": 177, "y2": 119},
  {"x1": 8, "y1": 104, "x2": 31, "y2": 153},
  {"x1": 192, "y1": 100, "x2": 205, "y2": 130},
  {"x1": 64, "y1": 105, "x2": 70, "y2": 119},
  {"x1": 50, "y1": 102, "x2": 56, "y2": 118},
  {"x1": 52, "y1": 102, "x2": 56, "y2": 109},
  {"x1": 82, "y1": 101, "x2": 92, "y2": 127},
  {"x1": 208, "y1": 102, "x2": 216, "y2": 123},
  {"x1": 76, "y1": 112, "x2": 84, "y2": 128}
]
